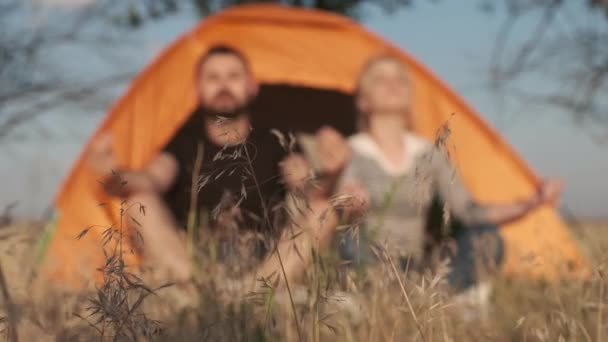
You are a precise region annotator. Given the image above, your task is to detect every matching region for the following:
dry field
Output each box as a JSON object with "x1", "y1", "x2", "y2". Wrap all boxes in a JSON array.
[{"x1": 1, "y1": 218, "x2": 607, "y2": 341}]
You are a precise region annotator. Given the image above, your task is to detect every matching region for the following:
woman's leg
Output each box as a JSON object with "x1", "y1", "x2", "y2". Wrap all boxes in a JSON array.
[{"x1": 444, "y1": 223, "x2": 504, "y2": 292}]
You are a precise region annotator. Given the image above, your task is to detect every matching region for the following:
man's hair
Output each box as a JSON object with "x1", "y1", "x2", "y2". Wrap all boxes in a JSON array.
[{"x1": 195, "y1": 44, "x2": 252, "y2": 78}]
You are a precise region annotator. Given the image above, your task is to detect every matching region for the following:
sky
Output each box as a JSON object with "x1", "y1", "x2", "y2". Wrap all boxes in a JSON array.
[{"x1": 1, "y1": 1, "x2": 606, "y2": 219}]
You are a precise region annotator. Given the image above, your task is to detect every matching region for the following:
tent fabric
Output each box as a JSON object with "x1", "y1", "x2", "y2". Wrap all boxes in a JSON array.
[{"x1": 41, "y1": 3, "x2": 591, "y2": 288}]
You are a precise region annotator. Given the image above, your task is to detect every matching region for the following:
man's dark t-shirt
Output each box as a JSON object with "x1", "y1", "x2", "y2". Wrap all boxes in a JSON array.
[{"x1": 161, "y1": 110, "x2": 294, "y2": 241}]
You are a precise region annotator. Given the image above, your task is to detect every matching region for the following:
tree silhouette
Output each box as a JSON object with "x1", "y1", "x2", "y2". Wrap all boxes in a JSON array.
[
  {"x1": 488, "y1": 0, "x2": 608, "y2": 141},
  {"x1": 2, "y1": 0, "x2": 607, "y2": 140}
]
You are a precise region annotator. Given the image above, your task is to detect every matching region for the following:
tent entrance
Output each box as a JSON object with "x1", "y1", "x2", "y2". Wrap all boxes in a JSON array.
[{"x1": 251, "y1": 84, "x2": 357, "y2": 137}]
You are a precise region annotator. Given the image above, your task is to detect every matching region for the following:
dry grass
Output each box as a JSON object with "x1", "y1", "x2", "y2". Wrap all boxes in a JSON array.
[
  {"x1": 0, "y1": 218, "x2": 606, "y2": 341},
  {"x1": 0, "y1": 124, "x2": 605, "y2": 341}
]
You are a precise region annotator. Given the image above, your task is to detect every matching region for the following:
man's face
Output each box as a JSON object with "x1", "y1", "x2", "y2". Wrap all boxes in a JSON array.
[{"x1": 197, "y1": 53, "x2": 257, "y2": 118}]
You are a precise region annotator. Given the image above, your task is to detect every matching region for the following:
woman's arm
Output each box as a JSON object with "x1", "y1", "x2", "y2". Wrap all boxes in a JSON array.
[
  {"x1": 432, "y1": 149, "x2": 563, "y2": 227},
  {"x1": 477, "y1": 179, "x2": 563, "y2": 225}
]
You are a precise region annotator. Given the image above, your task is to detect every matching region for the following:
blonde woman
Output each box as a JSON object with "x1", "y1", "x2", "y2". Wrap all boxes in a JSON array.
[{"x1": 332, "y1": 55, "x2": 563, "y2": 292}]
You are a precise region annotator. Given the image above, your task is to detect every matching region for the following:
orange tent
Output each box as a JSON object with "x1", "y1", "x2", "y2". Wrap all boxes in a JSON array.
[{"x1": 40, "y1": 3, "x2": 590, "y2": 288}]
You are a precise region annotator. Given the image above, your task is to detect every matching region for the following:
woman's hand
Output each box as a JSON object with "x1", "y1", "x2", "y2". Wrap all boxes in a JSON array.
[
  {"x1": 536, "y1": 178, "x2": 564, "y2": 206},
  {"x1": 340, "y1": 180, "x2": 370, "y2": 215}
]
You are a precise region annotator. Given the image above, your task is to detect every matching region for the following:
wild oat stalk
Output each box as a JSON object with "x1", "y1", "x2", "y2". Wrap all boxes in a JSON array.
[
  {"x1": 241, "y1": 139, "x2": 305, "y2": 342},
  {"x1": 193, "y1": 124, "x2": 305, "y2": 341},
  {"x1": 243, "y1": 275, "x2": 276, "y2": 335},
  {"x1": 187, "y1": 142, "x2": 204, "y2": 260},
  {"x1": 598, "y1": 270, "x2": 604, "y2": 342},
  {"x1": 75, "y1": 173, "x2": 172, "y2": 341},
  {"x1": 383, "y1": 247, "x2": 427, "y2": 342},
  {"x1": 0, "y1": 261, "x2": 18, "y2": 342}
]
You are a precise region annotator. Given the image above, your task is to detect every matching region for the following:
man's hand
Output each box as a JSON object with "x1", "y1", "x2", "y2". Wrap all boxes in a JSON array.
[
  {"x1": 87, "y1": 133, "x2": 118, "y2": 176},
  {"x1": 279, "y1": 153, "x2": 312, "y2": 192},
  {"x1": 88, "y1": 133, "x2": 179, "y2": 197},
  {"x1": 316, "y1": 126, "x2": 351, "y2": 178},
  {"x1": 87, "y1": 133, "x2": 127, "y2": 196}
]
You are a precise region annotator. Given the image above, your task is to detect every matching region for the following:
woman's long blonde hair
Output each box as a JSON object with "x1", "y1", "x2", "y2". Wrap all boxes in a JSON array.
[{"x1": 354, "y1": 54, "x2": 413, "y2": 131}]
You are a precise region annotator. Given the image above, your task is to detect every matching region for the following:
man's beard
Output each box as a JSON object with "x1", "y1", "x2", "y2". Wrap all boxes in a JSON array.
[{"x1": 199, "y1": 92, "x2": 253, "y2": 119}]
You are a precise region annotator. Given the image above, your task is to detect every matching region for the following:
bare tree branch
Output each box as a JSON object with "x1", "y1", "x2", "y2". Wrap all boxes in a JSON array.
[
  {"x1": 490, "y1": 0, "x2": 563, "y2": 82},
  {"x1": 0, "y1": 0, "x2": 180, "y2": 139},
  {"x1": 0, "y1": 71, "x2": 134, "y2": 139},
  {"x1": 489, "y1": 0, "x2": 608, "y2": 137}
]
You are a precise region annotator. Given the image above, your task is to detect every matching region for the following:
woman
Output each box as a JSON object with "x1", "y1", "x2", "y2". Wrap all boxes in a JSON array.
[{"x1": 331, "y1": 55, "x2": 563, "y2": 291}]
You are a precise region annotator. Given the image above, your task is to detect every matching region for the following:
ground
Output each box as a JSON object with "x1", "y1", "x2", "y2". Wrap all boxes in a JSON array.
[{"x1": 1, "y1": 218, "x2": 607, "y2": 341}]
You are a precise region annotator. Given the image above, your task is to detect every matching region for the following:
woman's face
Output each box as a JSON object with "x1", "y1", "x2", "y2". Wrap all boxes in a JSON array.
[{"x1": 357, "y1": 58, "x2": 410, "y2": 116}]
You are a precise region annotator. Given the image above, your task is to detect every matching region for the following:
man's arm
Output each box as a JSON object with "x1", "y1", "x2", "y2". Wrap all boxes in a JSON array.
[
  {"x1": 88, "y1": 133, "x2": 179, "y2": 197},
  {"x1": 253, "y1": 127, "x2": 350, "y2": 288},
  {"x1": 279, "y1": 126, "x2": 351, "y2": 199}
]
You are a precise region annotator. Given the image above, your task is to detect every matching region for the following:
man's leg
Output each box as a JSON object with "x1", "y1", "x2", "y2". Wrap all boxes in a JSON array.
[
  {"x1": 253, "y1": 195, "x2": 338, "y2": 289},
  {"x1": 125, "y1": 191, "x2": 191, "y2": 282}
]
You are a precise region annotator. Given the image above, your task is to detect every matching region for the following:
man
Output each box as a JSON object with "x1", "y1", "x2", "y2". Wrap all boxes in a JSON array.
[{"x1": 87, "y1": 45, "x2": 345, "y2": 287}]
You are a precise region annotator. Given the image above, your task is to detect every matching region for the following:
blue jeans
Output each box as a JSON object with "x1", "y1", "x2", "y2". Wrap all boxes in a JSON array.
[
  {"x1": 337, "y1": 223, "x2": 504, "y2": 292},
  {"x1": 436, "y1": 223, "x2": 504, "y2": 291}
]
